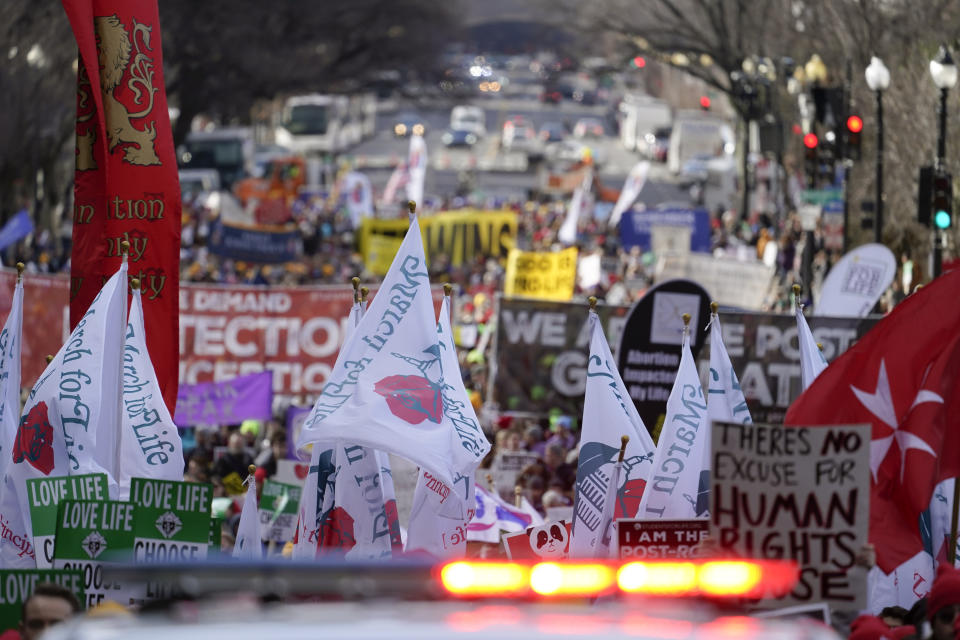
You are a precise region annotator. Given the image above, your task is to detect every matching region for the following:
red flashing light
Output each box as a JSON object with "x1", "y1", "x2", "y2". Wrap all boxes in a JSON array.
[
  {"x1": 847, "y1": 115, "x2": 863, "y2": 133},
  {"x1": 699, "y1": 95, "x2": 711, "y2": 110},
  {"x1": 632, "y1": 56, "x2": 646, "y2": 69},
  {"x1": 803, "y1": 133, "x2": 819, "y2": 149}
]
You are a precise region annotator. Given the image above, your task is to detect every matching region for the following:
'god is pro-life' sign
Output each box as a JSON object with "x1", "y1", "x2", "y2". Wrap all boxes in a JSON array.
[
  {"x1": 129, "y1": 478, "x2": 212, "y2": 562},
  {"x1": 26, "y1": 473, "x2": 109, "y2": 568},
  {"x1": 711, "y1": 422, "x2": 870, "y2": 612}
]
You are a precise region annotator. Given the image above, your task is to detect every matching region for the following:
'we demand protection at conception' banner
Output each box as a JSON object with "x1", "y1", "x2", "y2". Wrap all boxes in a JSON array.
[{"x1": 0, "y1": 272, "x2": 441, "y2": 405}]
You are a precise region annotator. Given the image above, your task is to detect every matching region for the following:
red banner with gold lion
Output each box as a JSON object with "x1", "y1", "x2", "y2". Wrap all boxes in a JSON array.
[{"x1": 62, "y1": 0, "x2": 181, "y2": 413}]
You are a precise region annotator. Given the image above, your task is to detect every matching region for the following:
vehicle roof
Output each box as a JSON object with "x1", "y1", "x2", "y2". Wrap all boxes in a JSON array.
[
  {"x1": 45, "y1": 599, "x2": 842, "y2": 640},
  {"x1": 186, "y1": 127, "x2": 253, "y2": 141},
  {"x1": 285, "y1": 94, "x2": 340, "y2": 106}
]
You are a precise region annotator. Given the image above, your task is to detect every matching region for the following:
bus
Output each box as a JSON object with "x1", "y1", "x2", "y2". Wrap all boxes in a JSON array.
[
  {"x1": 618, "y1": 94, "x2": 672, "y2": 152},
  {"x1": 274, "y1": 94, "x2": 375, "y2": 155},
  {"x1": 178, "y1": 128, "x2": 255, "y2": 190},
  {"x1": 667, "y1": 112, "x2": 735, "y2": 174}
]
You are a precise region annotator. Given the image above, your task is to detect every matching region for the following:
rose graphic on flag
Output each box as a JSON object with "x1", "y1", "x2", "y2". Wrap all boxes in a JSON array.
[
  {"x1": 786, "y1": 268, "x2": 960, "y2": 573},
  {"x1": 11, "y1": 401, "x2": 55, "y2": 476},
  {"x1": 374, "y1": 347, "x2": 444, "y2": 424}
]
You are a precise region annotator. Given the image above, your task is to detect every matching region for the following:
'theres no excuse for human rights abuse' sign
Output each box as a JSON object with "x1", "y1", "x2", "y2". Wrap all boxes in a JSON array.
[{"x1": 710, "y1": 422, "x2": 870, "y2": 613}]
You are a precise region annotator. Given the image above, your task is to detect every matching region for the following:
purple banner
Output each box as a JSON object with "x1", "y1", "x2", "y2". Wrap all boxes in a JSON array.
[
  {"x1": 174, "y1": 371, "x2": 274, "y2": 427},
  {"x1": 285, "y1": 405, "x2": 311, "y2": 459}
]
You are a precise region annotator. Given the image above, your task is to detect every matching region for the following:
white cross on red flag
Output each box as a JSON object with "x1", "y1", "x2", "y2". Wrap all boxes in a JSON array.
[{"x1": 786, "y1": 268, "x2": 960, "y2": 573}]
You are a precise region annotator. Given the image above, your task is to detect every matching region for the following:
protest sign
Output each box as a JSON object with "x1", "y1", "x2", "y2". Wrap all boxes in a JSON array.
[
  {"x1": 711, "y1": 421, "x2": 870, "y2": 611},
  {"x1": 360, "y1": 209, "x2": 518, "y2": 268},
  {"x1": 208, "y1": 219, "x2": 303, "y2": 263},
  {"x1": 619, "y1": 208, "x2": 711, "y2": 253},
  {"x1": 504, "y1": 248, "x2": 578, "y2": 301},
  {"x1": 490, "y1": 452, "x2": 540, "y2": 500},
  {"x1": 53, "y1": 499, "x2": 141, "y2": 607},
  {"x1": 815, "y1": 244, "x2": 897, "y2": 318},
  {"x1": 0, "y1": 569, "x2": 84, "y2": 630},
  {"x1": 655, "y1": 253, "x2": 775, "y2": 310},
  {"x1": 259, "y1": 480, "x2": 302, "y2": 543},
  {"x1": 174, "y1": 371, "x2": 273, "y2": 427},
  {"x1": 616, "y1": 519, "x2": 708, "y2": 559},
  {"x1": 26, "y1": 474, "x2": 109, "y2": 569},
  {"x1": 490, "y1": 298, "x2": 877, "y2": 422},
  {"x1": 365, "y1": 234, "x2": 405, "y2": 276},
  {"x1": 503, "y1": 521, "x2": 572, "y2": 560},
  {"x1": 615, "y1": 279, "x2": 712, "y2": 433},
  {"x1": 129, "y1": 478, "x2": 213, "y2": 563}
]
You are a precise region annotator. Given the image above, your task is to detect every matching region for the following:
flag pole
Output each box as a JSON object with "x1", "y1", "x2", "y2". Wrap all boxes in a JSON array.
[
  {"x1": 352, "y1": 277, "x2": 361, "y2": 304},
  {"x1": 486, "y1": 473, "x2": 495, "y2": 494},
  {"x1": 514, "y1": 486, "x2": 522, "y2": 509},
  {"x1": 360, "y1": 286, "x2": 369, "y2": 305},
  {"x1": 443, "y1": 284, "x2": 453, "y2": 323},
  {"x1": 618, "y1": 434, "x2": 629, "y2": 462},
  {"x1": 951, "y1": 480, "x2": 960, "y2": 565},
  {"x1": 792, "y1": 283, "x2": 802, "y2": 311},
  {"x1": 45, "y1": 355, "x2": 53, "y2": 365},
  {"x1": 15, "y1": 262, "x2": 24, "y2": 283}
]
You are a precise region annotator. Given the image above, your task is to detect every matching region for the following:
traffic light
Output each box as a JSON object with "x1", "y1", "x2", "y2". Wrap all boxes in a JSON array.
[
  {"x1": 699, "y1": 95, "x2": 711, "y2": 110},
  {"x1": 632, "y1": 56, "x2": 646, "y2": 69},
  {"x1": 804, "y1": 133, "x2": 818, "y2": 187},
  {"x1": 918, "y1": 165, "x2": 933, "y2": 225},
  {"x1": 933, "y1": 170, "x2": 953, "y2": 229},
  {"x1": 844, "y1": 115, "x2": 862, "y2": 161}
]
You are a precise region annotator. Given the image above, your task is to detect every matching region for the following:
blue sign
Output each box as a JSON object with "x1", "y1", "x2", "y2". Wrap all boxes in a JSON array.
[
  {"x1": 209, "y1": 220, "x2": 302, "y2": 263},
  {"x1": 0, "y1": 210, "x2": 34, "y2": 252},
  {"x1": 618, "y1": 208, "x2": 711, "y2": 252}
]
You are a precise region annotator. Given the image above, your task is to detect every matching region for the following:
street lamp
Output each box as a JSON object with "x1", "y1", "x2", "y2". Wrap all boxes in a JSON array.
[
  {"x1": 865, "y1": 57, "x2": 890, "y2": 245},
  {"x1": 930, "y1": 45, "x2": 957, "y2": 276}
]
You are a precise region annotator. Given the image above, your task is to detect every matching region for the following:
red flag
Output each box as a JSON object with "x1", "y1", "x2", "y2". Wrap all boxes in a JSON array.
[
  {"x1": 785, "y1": 269, "x2": 960, "y2": 572},
  {"x1": 62, "y1": 0, "x2": 181, "y2": 413}
]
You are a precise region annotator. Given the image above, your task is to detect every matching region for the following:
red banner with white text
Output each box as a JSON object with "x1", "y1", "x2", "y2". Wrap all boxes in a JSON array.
[{"x1": 62, "y1": 0, "x2": 181, "y2": 413}]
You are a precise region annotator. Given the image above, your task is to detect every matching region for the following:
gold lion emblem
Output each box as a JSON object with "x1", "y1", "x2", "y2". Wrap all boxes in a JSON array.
[{"x1": 75, "y1": 14, "x2": 160, "y2": 169}]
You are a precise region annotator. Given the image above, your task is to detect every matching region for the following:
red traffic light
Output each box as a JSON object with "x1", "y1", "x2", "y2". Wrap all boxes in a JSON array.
[
  {"x1": 846, "y1": 115, "x2": 863, "y2": 133},
  {"x1": 803, "y1": 133, "x2": 819, "y2": 149},
  {"x1": 632, "y1": 56, "x2": 646, "y2": 69},
  {"x1": 699, "y1": 95, "x2": 711, "y2": 110}
]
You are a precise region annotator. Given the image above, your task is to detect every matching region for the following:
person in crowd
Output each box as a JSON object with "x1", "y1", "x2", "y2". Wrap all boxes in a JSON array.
[
  {"x1": 524, "y1": 423, "x2": 547, "y2": 458},
  {"x1": 18, "y1": 583, "x2": 81, "y2": 640},
  {"x1": 254, "y1": 431, "x2": 288, "y2": 478},
  {"x1": 880, "y1": 607, "x2": 910, "y2": 628},
  {"x1": 212, "y1": 432, "x2": 254, "y2": 489},
  {"x1": 928, "y1": 564, "x2": 960, "y2": 640},
  {"x1": 543, "y1": 443, "x2": 576, "y2": 490}
]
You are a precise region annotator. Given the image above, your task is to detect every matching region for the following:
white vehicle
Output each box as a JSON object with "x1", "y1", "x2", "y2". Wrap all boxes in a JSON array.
[
  {"x1": 450, "y1": 105, "x2": 486, "y2": 137},
  {"x1": 274, "y1": 94, "x2": 375, "y2": 155},
  {"x1": 668, "y1": 112, "x2": 735, "y2": 174},
  {"x1": 618, "y1": 94, "x2": 672, "y2": 152},
  {"x1": 179, "y1": 128, "x2": 255, "y2": 190}
]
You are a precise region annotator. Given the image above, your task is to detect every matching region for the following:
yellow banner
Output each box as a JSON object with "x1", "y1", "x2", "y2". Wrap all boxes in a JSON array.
[
  {"x1": 365, "y1": 234, "x2": 405, "y2": 276},
  {"x1": 504, "y1": 247, "x2": 579, "y2": 301},
  {"x1": 360, "y1": 210, "x2": 518, "y2": 269}
]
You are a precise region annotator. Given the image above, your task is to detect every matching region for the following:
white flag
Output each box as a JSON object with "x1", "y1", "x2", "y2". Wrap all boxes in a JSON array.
[
  {"x1": 0, "y1": 276, "x2": 32, "y2": 567},
  {"x1": 406, "y1": 134, "x2": 428, "y2": 208},
  {"x1": 467, "y1": 484, "x2": 543, "y2": 543},
  {"x1": 609, "y1": 161, "x2": 650, "y2": 227},
  {"x1": 796, "y1": 303, "x2": 827, "y2": 390},
  {"x1": 706, "y1": 311, "x2": 752, "y2": 425},
  {"x1": 233, "y1": 474, "x2": 262, "y2": 560},
  {"x1": 382, "y1": 163, "x2": 407, "y2": 205},
  {"x1": 342, "y1": 172, "x2": 373, "y2": 228},
  {"x1": 636, "y1": 329, "x2": 709, "y2": 520},
  {"x1": 8, "y1": 261, "x2": 127, "y2": 544},
  {"x1": 297, "y1": 216, "x2": 488, "y2": 488},
  {"x1": 570, "y1": 311, "x2": 655, "y2": 558},
  {"x1": 558, "y1": 170, "x2": 592, "y2": 246},
  {"x1": 406, "y1": 296, "x2": 490, "y2": 557},
  {"x1": 117, "y1": 287, "x2": 184, "y2": 500}
]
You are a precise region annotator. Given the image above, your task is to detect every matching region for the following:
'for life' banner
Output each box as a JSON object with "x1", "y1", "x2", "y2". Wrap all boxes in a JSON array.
[
  {"x1": 711, "y1": 421, "x2": 870, "y2": 613},
  {"x1": 63, "y1": 0, "x2": 181, "y2": 414}
]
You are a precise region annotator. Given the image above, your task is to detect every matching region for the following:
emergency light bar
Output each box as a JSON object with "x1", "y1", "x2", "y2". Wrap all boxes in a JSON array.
[{"x1": 439, "y1": 559, "x2": 797, "y2": 600}]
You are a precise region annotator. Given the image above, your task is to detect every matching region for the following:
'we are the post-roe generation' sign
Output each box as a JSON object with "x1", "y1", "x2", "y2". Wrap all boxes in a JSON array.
[
  {"x1": 26, "y1": 473, "x2": 109, "y2": 568},
  {"x1": 711, "y1": 422, "x2": 870, "y2": 612}
]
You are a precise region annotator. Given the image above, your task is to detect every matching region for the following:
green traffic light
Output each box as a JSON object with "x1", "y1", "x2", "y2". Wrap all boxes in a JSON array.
[{"x1": 935, "y1": 209, "x2": 952, "y2": 229}]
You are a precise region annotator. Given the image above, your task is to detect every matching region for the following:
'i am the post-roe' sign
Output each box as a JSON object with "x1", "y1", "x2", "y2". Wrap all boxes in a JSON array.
[{"x1": 710, "y1": 422, "x2": 870, "y2": 612}]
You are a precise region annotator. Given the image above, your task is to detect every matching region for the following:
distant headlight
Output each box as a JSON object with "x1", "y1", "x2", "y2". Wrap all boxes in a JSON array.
[
  {"x1": 412, "y1": 123, "x2": 425, "y2": 136},
  {"x1": 442, "y1": 132, "x2": 454, "y2": 145},
  {"x1": 394, "y1": 123, "x2": 407, "y2": 136},
  {"x1": 465, "y1": 133, "x2": 477, "y2": 145}
]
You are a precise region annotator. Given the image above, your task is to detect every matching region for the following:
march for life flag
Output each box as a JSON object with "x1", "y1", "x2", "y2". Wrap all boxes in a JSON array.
[
  {"x1": 786, "y1": 268, "x2": 960, "y2": 573},
  {"x1": 9, "y1": 260, "x2": 128, "y2": 537},
  {"x1": 608, "y1": 161, "x2": 650, "y2": 228},
  {"x1": 297, "y1": 215, "x2": 489, "y2": 489},
  {"x1": 0, "y1": 275, "x2": 31, "y2": 567},
  {"x1": 233, "y1": 474, "x2": 262, "y2": 560},
  {"x1": 570, "y1": 311, "x2": 655, "y2": 558},
  {"x1": 117, "y1": 286, "x2": 184, "y2": 500},
  {"x1": 796, "y1": 302, "x2": 827, "y2": 390},
  {"x1": 636, "y1": 327, "x2": 709, "y2": 520},
  {"x1": 406, "y1": 134, "x2": 428, "y2": 209},
  {"x1": 558, "y1": 169, "x2": 592, "y2": 246},
  {"x1": 405, "y1": 296, "x2": 489, "y2": 558},
  {"x1": 341, "y1": 172, "x2": 373, "y2": 228},
  {"x1": 467, "y1": 484, "x2": 544, "y2": 543},
  {"x1": 62, "y1": 0, "x2": 181, "y2": 416},
  {"x1": 707, "y1": 310, "x2": 752, "y2": 425}
]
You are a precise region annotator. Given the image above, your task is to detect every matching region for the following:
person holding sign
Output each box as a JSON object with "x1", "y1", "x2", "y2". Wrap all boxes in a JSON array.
[
  {"x1": 18, "y1": 583, "x2": 80, "y2": 640},
  {"x1": 928, "y1": 565, "x2": 960, "y2": 640}
]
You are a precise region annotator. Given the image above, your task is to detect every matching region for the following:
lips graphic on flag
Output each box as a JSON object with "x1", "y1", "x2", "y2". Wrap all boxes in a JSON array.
[
  {"x1": 374, "y1": 375, "x2": 443, "y2": 424},
  {"x1": 12, "y1": 401, "x2": 54, "y2": 475}
]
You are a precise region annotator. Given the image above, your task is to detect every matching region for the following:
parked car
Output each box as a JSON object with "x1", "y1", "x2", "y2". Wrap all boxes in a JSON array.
[
  {"x1": 573, "y1": 117, "x2": 605, "y2": 139},
  {"x1": 539, "y1": 121, "x2": 567, "y2": 143},
  {"x1": 442, "y1": 128, "x2": 480, "y2": 148},
  {"x1": 393, "y1": 112, "x2": 426, "y2": 137}
]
